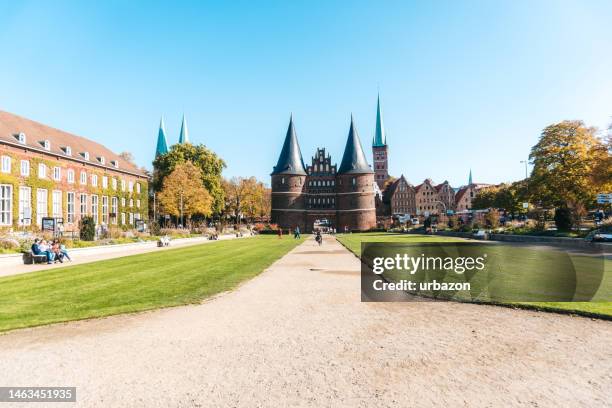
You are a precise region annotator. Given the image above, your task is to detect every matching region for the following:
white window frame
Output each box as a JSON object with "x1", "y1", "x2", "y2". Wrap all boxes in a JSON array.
[
  {"x1": 20, "y1": 160, "x2": 30, "y2": 177},
  {"x1": 19, "y1": 186, "x2": 31, "y2": 226},
  {"x1": 80, "y1": 193, "x2": 88, "y2": 218},
  {"x1": 121, "y1": 212, "x2": 125, "y2": 225},
  {"x1": 91, "y1": 174, "x2": 98, "y2": 187},
  {"x1": 0, "y1": 184, "x2": 12, "y2": 225},
  {"x1": 38, "y1": 163, "x2": 47, "y2": 179},
  {"x1": 80, "y1": 171, "x2": 87, "y2": 185},
  {"x1": 136, "y1": 183, "x2": 141, "y2": 194},
  {"x1": 102, "y1": 176, "x2": 108, "y2": 189},
  {"x1": 102, "y1": 196, "x2": 108, "y2": 224},
  {"x1": 111, "y1": 196, "x2": 118, "y2": 224},
  {"x1": 67, "y1": 169, "x2": 75, "y2": 184},
  {"x1": 91, "y1": 194, "x2": 98, "y2": 224},
  {"x1": 112, "y1": 178, "x2": 117, "y2": 190},
  {"x1": 36, "y1": 188, "x2": 48, "y2": 225},
  {"x1": 53, "y1": 166, "x2": 61, "y2": 181},
  {"x1": 1, "y1": 156, "x2": 11, "y2": 173},
  {"x1": 52, "y1": 190, "x2": 62, "y2": 218},
  {"x1": 67, "y1": 192, "x2": 75, "y2": 223}
]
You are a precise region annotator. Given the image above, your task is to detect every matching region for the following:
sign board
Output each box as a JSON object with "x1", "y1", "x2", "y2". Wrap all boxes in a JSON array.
[
  {"x1": 522, "y1": 202, "x2": 529, "y2": 209},
  {"x1": 41, "y1": 217, "x2": 56, "y2": 232},
  {"x1": 596, "y1": 193, "x2": 612, "y2": 204}
]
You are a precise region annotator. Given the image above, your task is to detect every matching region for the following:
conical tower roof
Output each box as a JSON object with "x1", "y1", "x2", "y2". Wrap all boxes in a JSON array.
[
  {"x1": 271, "y1": 115, "x2": 307, "y2": 175},
  {"x1": 372, "y1": 94, "x2": 386, "y2": 147},
  {"x1": 178, "y1": 114, "x2": 190, "y2": 144},
  {"x1": 339, "y1": 116, "x2": 373, "y2": 174},
  {"x1": 468, "y1": 169, "x2": 473, "y2": 185},
  {"x1": 155, "y1": 116, "x2": 169, "y2": 157}
]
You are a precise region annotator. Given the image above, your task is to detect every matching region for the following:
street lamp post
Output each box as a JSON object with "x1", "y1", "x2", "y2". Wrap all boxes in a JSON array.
[{"x1": 520, "y1": 160, "x2": 529, "y2": 179}]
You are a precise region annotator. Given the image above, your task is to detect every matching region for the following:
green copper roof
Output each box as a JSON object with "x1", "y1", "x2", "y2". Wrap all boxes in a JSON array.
[
  {"x1": 468, "y1": 169, "x2": 473, "y2": 185},
  {"x1": 339, "y1": 116, "x2": 373, "y2": 174},
  {"x1": 271, "y1": 115, "x2": 307, "y2": 175},
  {"x1": 372, "y1": 94, "x2": 386, "y2": 147},
  {"x1": 178, "y1": 114, "x2": 190, "y2": 144},
  {"x1": 155, "y1": 116, "x2": 169, "y2": 157}
]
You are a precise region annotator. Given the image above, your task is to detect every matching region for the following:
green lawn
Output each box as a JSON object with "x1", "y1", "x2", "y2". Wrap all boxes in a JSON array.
[
  {"x1": 0, "y1": 235, "x2": 304, "y2": 332},
  {"x1": 337, "y1": 232, "x2": 612, "y2": 318}
]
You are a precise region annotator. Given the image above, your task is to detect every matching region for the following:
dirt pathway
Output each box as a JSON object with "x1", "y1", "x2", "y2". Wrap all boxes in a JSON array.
[{"x1": 0, "y1": 236, "x2": 610, "y2": 407}]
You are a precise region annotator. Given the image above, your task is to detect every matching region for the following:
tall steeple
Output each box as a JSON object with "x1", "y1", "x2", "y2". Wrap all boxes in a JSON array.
[
  {"x1": 339, "y1": 115, "x2": 373, "y2": 174},
  {"x1": 271, "y1": 115, "x2": 307, "y2": 175},
  {"x1": 372, "y1": 93, "x2": 386, "y2": 147},
  {"x1": 468, "y1": 169, "x2": 473, "y2": 185},
  {"x1": 178, "y1": 114, "x2": 190, "y2": 144},
  {"x1": 155, "y1": 116, "x2": 169, "y2": 157}
]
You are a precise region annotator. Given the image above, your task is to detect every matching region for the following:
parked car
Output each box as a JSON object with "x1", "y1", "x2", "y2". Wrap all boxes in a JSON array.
[{"x1": 585, "y1": 227, "x2": 612, "y2": 243}]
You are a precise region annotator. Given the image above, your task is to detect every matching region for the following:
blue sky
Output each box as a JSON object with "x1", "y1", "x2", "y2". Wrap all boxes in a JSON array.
[{"x1": 1, "y1": 0, "x2": 611, "y2": 187}]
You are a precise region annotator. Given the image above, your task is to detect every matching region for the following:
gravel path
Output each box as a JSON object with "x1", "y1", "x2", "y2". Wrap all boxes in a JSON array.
[{"x1": 0, "y1": 235, "x2": 610, "y2": 407}]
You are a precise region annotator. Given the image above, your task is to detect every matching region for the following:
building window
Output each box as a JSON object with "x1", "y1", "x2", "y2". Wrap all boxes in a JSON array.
[
  {"x1": 136, "y1": 183, "x2": 141, "y2": 194},
  {"x1": 91, "y1": 174, "x2": 98, "y2": 187},
  {"x1": 36, "y1": 189, "x2": 48, "y2": 225},
  {"x1": 121, "y1": 197, "x2": 126, "y2": 207},
  {"x1": 136, "y1": 199, "x2": 140, "y2": 208},
  {"x1": 67, "y1": 192, "x2": 75, "y2": 223},
  {"x1": 121, "y1": 212, "x2": 125, "y2": 225},
  {"x1": 128, "y1": 181, "x2": 134, "y2": 193},
  {"x1": 52, "y1": 190, "x2": 62, "y2": 217},
  {"x1": 80, "y1": 171, "x2": 87, "y2": 185},
  {"x1": 121, "y1": 179, "x2": 126, "y2": 192},
  {"x1": 1, "y1": 156, "x2": 11, "y2": 173},
  {"x1": 91, "y1": 195, "x2": 99, "y2": 224},
  {"x1": 67, "y1": 169, "x2": 75, "y2": 183},
  {"x1": 80, "y1": 194, "x2": 88, "y2": 218},
  {"x1": 43, "y1": 140, "x2": 51, "y2": 151},
  {"x1": 65, "y1": 146, "x2": 72, "y2": 156},
  {"x1": 102, "y1": 176, "x2": 108, "y2": 189},
  {"x1": 18, "y1": 132, "x2": 26, "y2": 144},
  {"x1": 112, "y1": 178, "x2": 117, "y2": 190},
  {"x1": 102, "y1": 196, "x2": 108, "y2": 224},
  {"x1": 129, "y1": 199, "x2": 133, "y2": 208},
  {"x1": 19, "y1": 186, "x2": 31, "y2": 226},
  {"x1": 0, "y1": 185, "x2": 12, "y2": 225},
  {"x1": 53, "y1": 167, "x2": 61, "y2": 181},
  {"x1": 20, "y1": 160, "x2": 29, "y2": 177},
  {"x1": 129, "y1": 212, "x2": 134, "y2": 226},
  {"x1": 111, "y1": 197, "x2": 118, "y2": 224},
  {"x1": 38, "y1": 163, "x2": 47, "y2": 179}
]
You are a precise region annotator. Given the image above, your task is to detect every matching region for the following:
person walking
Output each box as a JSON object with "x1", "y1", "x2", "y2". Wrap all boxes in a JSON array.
[
  {"x1": 277, "y1": 228, "x2": 283, "y2": 239},
  {"x1": 315, "y1": 230, "x2": 322, "y2": 246},
  {"x1": 294, "y1": 226, "x2": 301, "y2": 239}
]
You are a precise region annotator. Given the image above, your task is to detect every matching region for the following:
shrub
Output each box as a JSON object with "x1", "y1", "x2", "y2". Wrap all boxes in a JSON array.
[
  {"x1": 484, "y1": 211, "x2": 500, "y2": 229},
  {"x1": 554, "y1": 207, "x2": 572, "y2": 231},
  {"x1": 79, "y1": 216, "x2": 96, "y2": 241},
  {"x1": 0, "y1": 238, "x2": 19, "y2": 250}
]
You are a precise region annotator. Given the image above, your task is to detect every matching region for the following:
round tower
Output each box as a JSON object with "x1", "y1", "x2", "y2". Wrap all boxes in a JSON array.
[
  {"x1": 270, "y1": 116, "x2": 307, "y2": 232},
  {"x1": 336, "y1": 116, "x2": 376, "y2": 232}
]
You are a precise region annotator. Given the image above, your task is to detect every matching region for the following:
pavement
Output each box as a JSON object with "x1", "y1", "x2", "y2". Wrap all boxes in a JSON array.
[{"x1": 0, "y1": 235, "x2": 610, "y2": 407}]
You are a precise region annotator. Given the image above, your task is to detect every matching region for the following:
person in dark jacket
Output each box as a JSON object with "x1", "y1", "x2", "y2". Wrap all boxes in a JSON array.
[{"x1": 31, "y1": 238, "x2": 53, "y2": 264}]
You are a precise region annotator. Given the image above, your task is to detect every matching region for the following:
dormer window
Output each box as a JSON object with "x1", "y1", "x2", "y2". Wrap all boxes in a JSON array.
[
  {"x1": 98, "y1": 156, "x2": 105, "y2": 165},
  {"x1": 111, "y1": 160, "x2": 119, "y2": 169},
  {"x1": 17, "y1": 132, "x2": 26, "y2": 144},
  {"x1": 63, "y1": 146, "x2": 72, "y2": 156},
  {"x1": 43, "y1": 140, "x2": 51, "y2": 151},
  {"x1": 82, "y1": 152, "x2": 90, "y2": 160}
]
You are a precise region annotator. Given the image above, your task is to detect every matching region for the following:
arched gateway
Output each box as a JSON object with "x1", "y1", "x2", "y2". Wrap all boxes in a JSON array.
[{"x1": 271, "y1": 116, "x2": 376, "y2": 233}]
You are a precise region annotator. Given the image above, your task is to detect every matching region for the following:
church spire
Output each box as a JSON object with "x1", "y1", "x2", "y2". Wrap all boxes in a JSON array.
[
  {"x1": 468, "y1": 169, "x2": 473, "y2": 185},
  {"x1": 372, "y1": 93, "x2": 386, "y2": 147},
  {"x1": 178, "y1": 114, "x2": 190, "y2": 144},
  {"x1": 155, "y1": 116, "x2": 169, "y2": 157},
  {"x1": 339, "y1": 115, "x2": 373, "y2": 174},
  {"x1": 271, "y1": 115, "x2": 307, "y2": 175}
]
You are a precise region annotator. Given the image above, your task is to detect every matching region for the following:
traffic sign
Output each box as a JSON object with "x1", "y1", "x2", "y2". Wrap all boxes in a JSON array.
[{"x1": 596, "y1": 193, "x2": 612, "y2": 204}]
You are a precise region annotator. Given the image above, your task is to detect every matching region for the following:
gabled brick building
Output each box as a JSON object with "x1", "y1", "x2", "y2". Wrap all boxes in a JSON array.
[{"x1": 0, "y1": 111, "x2": 149, "y2": 231}]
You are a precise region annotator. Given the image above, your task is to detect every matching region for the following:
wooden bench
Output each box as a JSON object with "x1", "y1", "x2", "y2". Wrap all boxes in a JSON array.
[{"x1": 23, "y1": 251, "x2": 48, "y2": 264}]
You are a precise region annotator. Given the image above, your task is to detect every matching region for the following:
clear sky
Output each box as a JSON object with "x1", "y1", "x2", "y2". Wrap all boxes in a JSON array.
[{"x1": 1, "y1": 0, "x2": 611, "y2": 187}]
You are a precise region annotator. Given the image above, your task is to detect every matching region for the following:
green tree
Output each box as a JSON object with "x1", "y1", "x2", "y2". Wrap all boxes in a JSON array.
[
  {"x1": 157, "y1": 162, "x2": 213, "y2": 224},
  {"x1": 528, "y1": 120, "x2": 606, "y2": 209},
  {"x1": 153, "y1": 144, "x2": 226, "y2": 214}
]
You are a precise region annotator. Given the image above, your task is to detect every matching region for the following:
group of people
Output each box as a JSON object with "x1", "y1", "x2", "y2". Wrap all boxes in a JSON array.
[{"x1": 31, "y1": 238, "x2": 72, "y2": 264}]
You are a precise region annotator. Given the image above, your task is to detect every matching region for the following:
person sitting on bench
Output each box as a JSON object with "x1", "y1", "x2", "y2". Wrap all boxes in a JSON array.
[{"x1": 31, "y1": 238, "x2": 53, "y2": 264}]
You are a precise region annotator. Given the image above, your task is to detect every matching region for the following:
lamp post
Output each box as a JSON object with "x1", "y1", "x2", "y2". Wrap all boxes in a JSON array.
[{"x1": 520, "y1": 160, "x2": 529, "y2": 179}]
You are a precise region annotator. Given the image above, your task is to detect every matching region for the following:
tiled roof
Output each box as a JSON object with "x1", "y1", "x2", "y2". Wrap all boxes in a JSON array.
[{"x1": 0, "y1": 110, "x2": 146, "y2": 177}]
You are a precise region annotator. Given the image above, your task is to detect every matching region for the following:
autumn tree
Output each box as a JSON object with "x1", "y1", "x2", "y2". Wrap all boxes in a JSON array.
[
  {"x1": 528, "y1": 120, "x2": 607, "y2": 210},
  {"x1": 153, "y1": 143, "x2": 226, "y2": 214},
  {"x1": 223, "y1": 177, "x2": 270, "y2": 223},
  {"x1": 157, "y1": 162, "x2": 213, "y2": 225}
]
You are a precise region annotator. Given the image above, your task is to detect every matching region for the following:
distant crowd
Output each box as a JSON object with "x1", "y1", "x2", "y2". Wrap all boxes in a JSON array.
[{"x1": 31, "y1": 239, "x2": 72, "y2": 264}]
